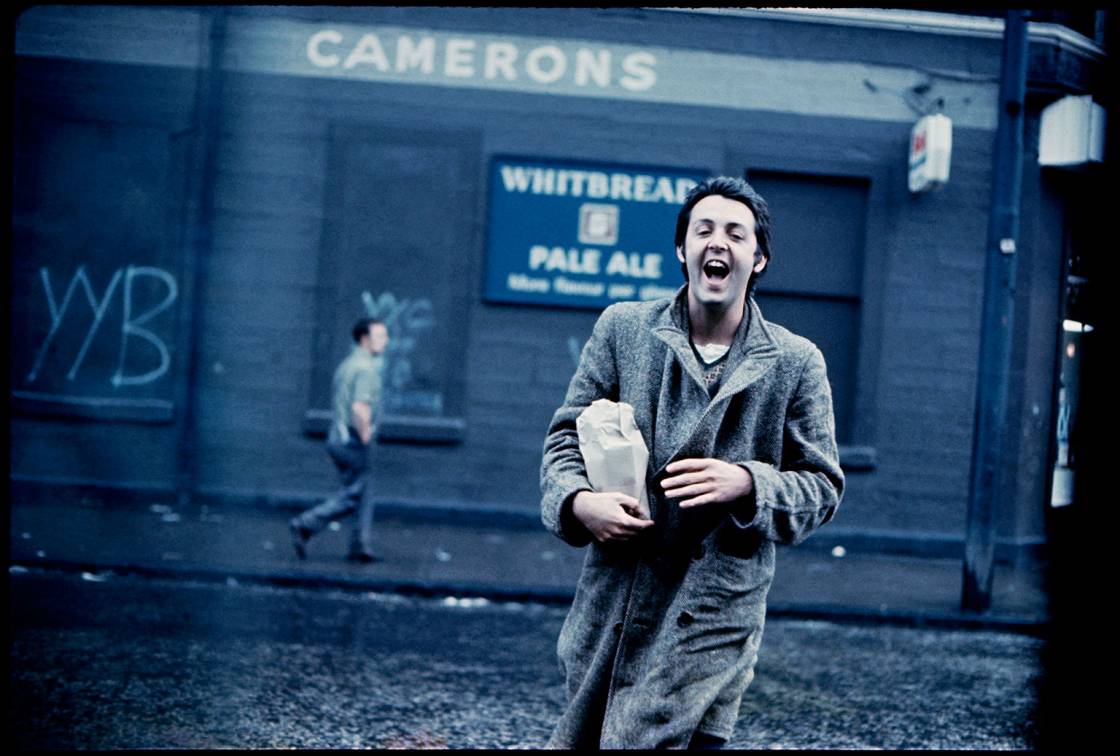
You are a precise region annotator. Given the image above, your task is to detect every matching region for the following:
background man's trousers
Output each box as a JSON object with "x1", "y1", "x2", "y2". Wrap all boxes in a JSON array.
[{"x1": 293, "y1": 438, "x2": 376, "y2": 557}]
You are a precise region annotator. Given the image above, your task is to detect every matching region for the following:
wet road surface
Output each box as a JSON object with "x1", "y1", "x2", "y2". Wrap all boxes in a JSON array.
[{"x1": 9, "y1": 568, "x2": 1042, "y2": 749}]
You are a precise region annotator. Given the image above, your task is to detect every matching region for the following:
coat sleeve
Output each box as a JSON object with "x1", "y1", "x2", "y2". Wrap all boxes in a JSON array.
[
  {"x1": 540, "y1": 305, "x2": 622, "y2": 547},
  {"x1": 732, "y1": 345, "x2": 844, "y2": 545}
]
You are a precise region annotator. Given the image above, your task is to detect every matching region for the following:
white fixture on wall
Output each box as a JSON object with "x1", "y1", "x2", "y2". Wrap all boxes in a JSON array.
[
  {"x1": 1039, "y1": 95, "x2": 1105, "y2": 167},
  {"x1": 908, "y1": 113, "x2": 953, "y2": 193}
]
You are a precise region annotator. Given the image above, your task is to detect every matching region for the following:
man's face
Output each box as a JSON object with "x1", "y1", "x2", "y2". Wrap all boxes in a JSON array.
[
  {"x1": 676, "y1": 194, "x2": 767, "y2": 312},
  {"x1": 363, "y1": 323, "x2": 389, "y2": 355}
]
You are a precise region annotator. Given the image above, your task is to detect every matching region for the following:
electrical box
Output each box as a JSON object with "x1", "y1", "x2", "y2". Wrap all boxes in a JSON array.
[{"x1": 908, "y1": 113, "x2": 952, "y2": 193}]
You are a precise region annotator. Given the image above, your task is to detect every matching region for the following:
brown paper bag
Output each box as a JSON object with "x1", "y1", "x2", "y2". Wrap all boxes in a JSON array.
[{"x1": 576, "y1": 398, "x2": 651, "y2": 520}]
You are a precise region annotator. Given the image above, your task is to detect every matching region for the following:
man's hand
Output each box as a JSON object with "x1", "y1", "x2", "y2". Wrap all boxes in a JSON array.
[
  {"x1": 571, "y1": 491, "x2": 653, "y2": 543},
  {"x1": 661, "y1": 458, "x2": 753, "y2": 508},
  {"x1": 351, "y1": 400, "x2": 373, "y2": 444}
]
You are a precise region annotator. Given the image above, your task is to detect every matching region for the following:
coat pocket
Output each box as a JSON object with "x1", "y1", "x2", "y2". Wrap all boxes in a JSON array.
[
  {"x1": 711, "y1": 522, "x2": 774, "y2": 592},
  {"x1": 671, "y1": 547, "x2": 769, "y2": 659}
]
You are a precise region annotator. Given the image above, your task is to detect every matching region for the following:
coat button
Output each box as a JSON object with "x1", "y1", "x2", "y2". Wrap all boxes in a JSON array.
[
  {"x1": 677, "y1": 611, "x2": 694, "y2": 628},
  {"x1": 692, "y1": 543, "x2": 706, "y2": 560},
  {"x1": 613, "y1": 622, "x2": 623, "y2": 634}
]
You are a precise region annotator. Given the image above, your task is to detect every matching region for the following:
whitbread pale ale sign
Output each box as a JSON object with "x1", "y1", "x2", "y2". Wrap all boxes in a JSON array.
[{"x1": 484, "y1": 157, "x2": 706, "y2": 309}]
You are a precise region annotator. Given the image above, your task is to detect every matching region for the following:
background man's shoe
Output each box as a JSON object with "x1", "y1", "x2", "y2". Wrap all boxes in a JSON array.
[
  {"x1": 346, "y1": 550, "x2": 380, "y2": 564},
  {"x1": 289, "y1": 520, "x2": 311, "y2": 559}
]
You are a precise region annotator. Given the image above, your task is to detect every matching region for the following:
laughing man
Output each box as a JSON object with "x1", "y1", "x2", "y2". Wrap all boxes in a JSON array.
[{"x1": 540, "y1": 176, "x2": 844, "y2": 749}]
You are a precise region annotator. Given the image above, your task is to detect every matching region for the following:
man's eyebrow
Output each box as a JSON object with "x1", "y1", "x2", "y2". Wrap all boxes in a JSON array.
[{"x1": 693, "y1": 216, "x2": 747, "y2": 230}]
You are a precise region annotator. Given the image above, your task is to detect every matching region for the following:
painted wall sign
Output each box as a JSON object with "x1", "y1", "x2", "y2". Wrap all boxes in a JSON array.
[
  {"x1": 15, "y1": 7, "x2": 1000, "y2": 129},
  {"x1": 484, "y1": 158, "x2": 705, "y2": 309},
  {"x1": 305, "y1": 28, "x2": 657, "y2": 93}
]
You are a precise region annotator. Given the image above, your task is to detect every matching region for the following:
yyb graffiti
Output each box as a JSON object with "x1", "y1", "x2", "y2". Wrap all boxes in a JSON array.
[{"x1": 26, "y1": 265, "x2": 178, "y2": 387}]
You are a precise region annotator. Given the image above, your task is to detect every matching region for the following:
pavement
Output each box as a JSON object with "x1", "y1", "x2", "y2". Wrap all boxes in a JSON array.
[{"x1": 7, "y1": 481, "x2": 1050, "y2": 634}]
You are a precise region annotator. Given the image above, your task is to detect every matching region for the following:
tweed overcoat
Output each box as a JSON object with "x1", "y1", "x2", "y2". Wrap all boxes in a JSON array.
[{"x1": 540, "y1": 288, "x2": 844, "y2": 749}]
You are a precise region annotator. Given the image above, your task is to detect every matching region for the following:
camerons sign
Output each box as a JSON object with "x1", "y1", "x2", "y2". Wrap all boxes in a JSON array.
[
  {"x1": 17, "y1": 8, "x2": 1000, "y2": 130},
  {"x1": 484, "y1": 158, "x2": 705, "y2": 309}
]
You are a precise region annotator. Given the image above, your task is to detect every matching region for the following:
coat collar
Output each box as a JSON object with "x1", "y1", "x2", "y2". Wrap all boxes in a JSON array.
[{"x1": 651, "y1": 285, "x2": 781, "y2": 401}]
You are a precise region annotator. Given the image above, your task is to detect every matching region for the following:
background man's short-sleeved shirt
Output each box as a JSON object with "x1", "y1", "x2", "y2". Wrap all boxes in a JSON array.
[{"x1": 328, "y1": 347, "x2": 384, "y2": 445}]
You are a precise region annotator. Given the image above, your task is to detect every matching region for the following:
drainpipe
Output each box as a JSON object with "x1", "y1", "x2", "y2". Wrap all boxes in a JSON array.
[
  {"x1": 176, "y1": 7, "x2": 227, "y2": 505},
  {"x1": 961, "y1": 9, "x2": 1030, "y2": 613}
]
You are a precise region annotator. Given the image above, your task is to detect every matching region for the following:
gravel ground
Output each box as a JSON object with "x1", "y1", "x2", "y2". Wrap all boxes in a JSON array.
[{"x1": 9, "y1": 568, "x2": 1042, "y2": 749}]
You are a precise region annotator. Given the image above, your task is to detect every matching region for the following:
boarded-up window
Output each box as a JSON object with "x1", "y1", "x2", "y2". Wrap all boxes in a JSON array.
[
  {"x1": 305, "y1": 124, "x2": 480, "y2": 442},
  {"x1": 746, "y1": 170, "x2": 869, "y2": 445}
]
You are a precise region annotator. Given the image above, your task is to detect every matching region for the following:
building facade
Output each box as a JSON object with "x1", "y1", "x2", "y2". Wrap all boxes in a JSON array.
[{"x1": 10, "y1": 7, "x2": 1109, "y2": 562}]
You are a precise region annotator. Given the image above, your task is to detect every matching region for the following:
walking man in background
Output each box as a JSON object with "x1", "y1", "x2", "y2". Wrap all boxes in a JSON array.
[
  {"x1": 540, "y1": 177, "x2": 844, "y2": 748},
  {"x1": 291, "y1": 317, "x2": 389, "y2": 563}
]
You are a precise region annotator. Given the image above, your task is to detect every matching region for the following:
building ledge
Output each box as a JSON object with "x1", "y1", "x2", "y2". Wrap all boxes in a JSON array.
[{"x1": 652, "y1": 8, "x2": 1105, "y2": 62}]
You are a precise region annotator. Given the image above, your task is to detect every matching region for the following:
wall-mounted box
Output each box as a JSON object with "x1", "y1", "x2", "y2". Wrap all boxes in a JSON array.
[
  {"x1": 908, "y1": 113, "x2": 952, "y2": 193},
  {"x1": 1039, "y1": 95, "x2": 1105, "y2": 167}
]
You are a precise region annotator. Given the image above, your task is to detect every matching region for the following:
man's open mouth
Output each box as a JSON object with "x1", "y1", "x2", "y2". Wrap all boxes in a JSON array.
[{"x1": 702, "y1": 260, "x2": 730, "y2": 280}]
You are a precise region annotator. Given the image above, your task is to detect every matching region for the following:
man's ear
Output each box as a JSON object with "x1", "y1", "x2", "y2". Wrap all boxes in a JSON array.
[
  {"x1": 753, "y1": 255, "x2": 768, "y2": 274},
  {"x1": 675, "y1": 245, "x2": 685, "y2": 263}
]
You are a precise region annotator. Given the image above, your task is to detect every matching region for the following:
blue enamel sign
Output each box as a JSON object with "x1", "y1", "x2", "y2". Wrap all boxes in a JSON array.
[{"x1": 484, "y1": 157, "x2": 707, "y2": 309}]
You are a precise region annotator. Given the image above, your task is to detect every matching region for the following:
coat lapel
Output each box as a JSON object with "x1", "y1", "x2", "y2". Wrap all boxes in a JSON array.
[
  {"x1": 711, "y1": 298, "x2": 781, "y2": 404},
  {"x1": 649, "y1": 295, "x2": 705, "y2": 474},
  {"x1": 649, "y1": 295, "x2": 782, "y2": 475},
  {"x1": 651, "y1": 328, "x2": 707, "y2": 396}
]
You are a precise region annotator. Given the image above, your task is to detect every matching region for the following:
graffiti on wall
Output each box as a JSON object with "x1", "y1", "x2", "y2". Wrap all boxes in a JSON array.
[
  {"x1": 360, "y1": 289, "x2": 444, "y2": 415},
  {"x1": 24, "y1": 265, "x2": 179, "y2": 389}
]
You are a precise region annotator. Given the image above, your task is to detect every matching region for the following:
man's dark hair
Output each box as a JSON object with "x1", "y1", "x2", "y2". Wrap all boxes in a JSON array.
[
  {"x1": 352, "y1": 317, "x2": 385, "y2": 343},
  {"x1": 674, "y1": 176, "x2": 773, "y2": 297}
]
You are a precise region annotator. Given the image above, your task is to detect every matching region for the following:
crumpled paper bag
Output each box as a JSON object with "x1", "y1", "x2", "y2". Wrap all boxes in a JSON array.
[{"x1": 576, "y1": 398, "x2": 651, "y2": 520}]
